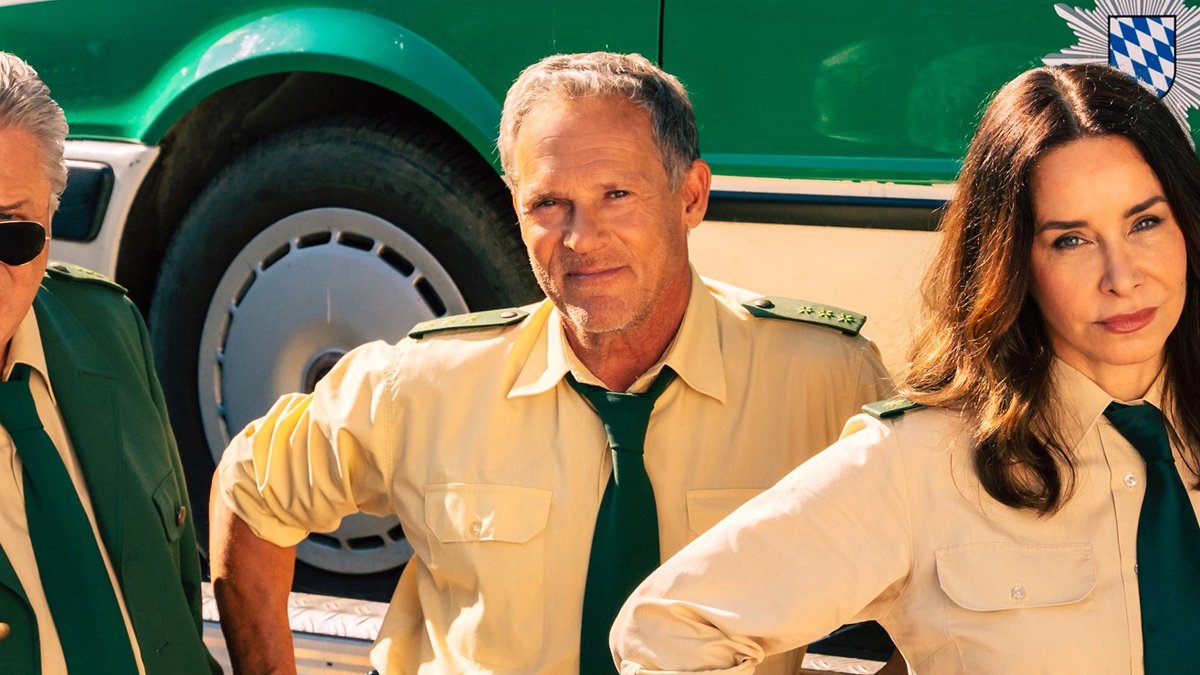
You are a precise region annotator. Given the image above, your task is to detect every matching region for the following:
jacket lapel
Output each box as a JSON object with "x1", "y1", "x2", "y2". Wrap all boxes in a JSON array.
[{"x1": 31, "y1": 289, "x2": 126, "y2": 575}]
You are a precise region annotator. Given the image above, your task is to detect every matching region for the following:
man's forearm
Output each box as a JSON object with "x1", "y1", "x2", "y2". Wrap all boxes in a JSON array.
[{"x1": 210, "y1": 479, "x2": 298, "y2": 675}]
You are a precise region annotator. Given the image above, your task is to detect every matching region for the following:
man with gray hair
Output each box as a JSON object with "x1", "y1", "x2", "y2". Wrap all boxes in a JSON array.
[
  {"x1": 212, "y1": 51, "x2": 891, "y2": 674},
  {"x1": 0, "y1": 52, "x2": 216, "y2": 674}
]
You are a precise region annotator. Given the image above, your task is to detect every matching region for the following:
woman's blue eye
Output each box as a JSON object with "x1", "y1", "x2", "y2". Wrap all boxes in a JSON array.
[
  {"x1": 1052, "y1": 234, "x2": 1084, "y2": 249},
  {"x1": 1132, "y1": 215, "x2": 1161, "y2": 231}
]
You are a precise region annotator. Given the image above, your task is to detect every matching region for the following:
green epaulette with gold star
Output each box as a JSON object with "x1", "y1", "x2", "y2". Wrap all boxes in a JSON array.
[
  {"x1": 742, "y1": 296, "x2": 866, "y2": 336},
  {"x1": 863, "y1": 396, "x2": 923, "y2": 420},
  {"x1": 44, "y1": 261, "x2": 127, "y2": 294},
  {"x1": 408, "y1": 307, "x2": 529, "y2": 339}
]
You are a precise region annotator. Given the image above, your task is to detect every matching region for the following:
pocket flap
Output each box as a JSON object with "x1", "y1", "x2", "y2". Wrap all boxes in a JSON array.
[
  {"x1": 151, "y1": 473, "x2": 184, "y2": 544},
  {"x1": 935, "y1": 542, "x2": 1095, "y2": 611},
  {"x1": 686, "y1": 488, "x2": 763, "y2": 537},
  {"x1": 425, "y1": 483, "x2": 552, "y2": 544}
]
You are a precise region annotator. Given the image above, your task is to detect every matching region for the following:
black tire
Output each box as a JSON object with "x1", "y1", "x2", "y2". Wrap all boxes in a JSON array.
[{"x1": 149, "y1": 117, "x2": 537, "y2": 599}]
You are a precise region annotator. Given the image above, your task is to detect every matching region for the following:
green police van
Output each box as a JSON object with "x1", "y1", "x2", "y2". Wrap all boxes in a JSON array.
[{"x1": 3, "y1": 0, "x2": 1193, "y2": 594}]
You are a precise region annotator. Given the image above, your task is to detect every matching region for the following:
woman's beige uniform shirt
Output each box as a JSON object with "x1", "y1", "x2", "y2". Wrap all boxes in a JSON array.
[
  {"x1": 0, "y1": 311, "x2": 146, "y2": 675},
  {"x1": 614, "y1": 360, "x2": 1192, "y2": 674},
  {"x1": 218, "y1": 271, "x2": 892, "y2": 674}
]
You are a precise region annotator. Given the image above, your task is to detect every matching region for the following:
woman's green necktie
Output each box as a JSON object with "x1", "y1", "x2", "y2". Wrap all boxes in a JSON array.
[
  {"x1": 1105, "y1": 402, "x2": 1200, "y2": 673},
  {"x1": 568, "y1": 368, "x2": 676, "y2": 675},
  {"x1": 0, "y1": 363, "x2": 137, "y2": 673}
]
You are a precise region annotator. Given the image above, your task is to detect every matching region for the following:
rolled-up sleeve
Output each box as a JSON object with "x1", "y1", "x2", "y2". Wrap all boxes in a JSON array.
[
  {"x1": 612, "y1": 416, "x2": 913, "y2": 673},
  {"x1": 217, "y1": 340, "x2": 398, "y2": 547}
]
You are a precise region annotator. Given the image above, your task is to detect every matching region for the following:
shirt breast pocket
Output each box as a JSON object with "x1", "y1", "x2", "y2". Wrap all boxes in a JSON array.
[
  {"x1": 934, "y1": 542, "x2": 1096, "y2": 671},
  {"x1": 424, "y1": 483, "x2": 552, "y2": 668}
]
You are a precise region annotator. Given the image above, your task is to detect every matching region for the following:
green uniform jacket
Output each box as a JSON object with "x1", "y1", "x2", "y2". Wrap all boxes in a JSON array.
[{"x1": 0, "y1": 265, "x2": 218, "y2": 674}]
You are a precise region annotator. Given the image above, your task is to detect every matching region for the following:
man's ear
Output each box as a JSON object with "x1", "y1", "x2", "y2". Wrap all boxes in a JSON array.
[{"x1": 680, "y1": 159, "x2": 711, "y2": 230}]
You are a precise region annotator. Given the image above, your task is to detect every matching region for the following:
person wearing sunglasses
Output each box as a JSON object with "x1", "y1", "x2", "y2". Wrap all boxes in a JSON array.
[{"x1": 0, "y1": 52, "x2": 217, "y2": 674}]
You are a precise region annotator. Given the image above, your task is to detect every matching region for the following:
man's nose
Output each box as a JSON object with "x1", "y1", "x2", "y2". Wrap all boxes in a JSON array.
[{"x1": 562, "y1": 205, "x2": 608, "y2": 253}]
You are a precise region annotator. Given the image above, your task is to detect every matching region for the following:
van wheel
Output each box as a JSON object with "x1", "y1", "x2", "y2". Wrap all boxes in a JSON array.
[{"x1": 149, "y1": 117, "x2": 536, "y2": 599}]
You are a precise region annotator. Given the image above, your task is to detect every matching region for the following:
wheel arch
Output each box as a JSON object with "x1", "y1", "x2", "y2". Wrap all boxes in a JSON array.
[
  {"x1": 115, "y1": 8, "x2": 512, "y2": 308},
  {"x1": 128, "y1": 7, "x2": 501, "y2": 152}
]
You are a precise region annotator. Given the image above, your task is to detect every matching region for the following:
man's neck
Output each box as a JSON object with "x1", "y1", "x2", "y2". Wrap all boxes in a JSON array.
[{"x1": 565, "y1": 277, "x2": 691, "y2": 392}]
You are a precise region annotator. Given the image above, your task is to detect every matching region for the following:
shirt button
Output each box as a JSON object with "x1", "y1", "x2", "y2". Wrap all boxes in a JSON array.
[
  {"x1": 1124, "y1": 473, "x2": 1138, "y2": 488},
  {"x1": 176, "y1": 506, "x2": 187, "y2": 526},
  {"x1": 0, "y1": 622, "x2": 11, "y2": 640},
  {"x1": 469, "y1": 521, "x2": 482, "y2": 538},
  {"x1": 1011, "y1": 584, "x2": 1027, "y2": 600}
]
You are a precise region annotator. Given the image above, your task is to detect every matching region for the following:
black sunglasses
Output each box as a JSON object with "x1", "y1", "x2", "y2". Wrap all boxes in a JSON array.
[{"x1": 0, "y1": 220, "x2": 48, "y2": 266}]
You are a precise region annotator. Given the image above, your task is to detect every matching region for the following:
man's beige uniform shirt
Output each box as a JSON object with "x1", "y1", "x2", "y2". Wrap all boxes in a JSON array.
[
  {"x1": 219, "y1": 272, "x2": 892, "y2": 674},
  {"x1": 0, "y1": 310, "x2": 146, "y2": 675},
  {"x1": 614, "y1": 360, "x2": 1190, "y2": 674}
]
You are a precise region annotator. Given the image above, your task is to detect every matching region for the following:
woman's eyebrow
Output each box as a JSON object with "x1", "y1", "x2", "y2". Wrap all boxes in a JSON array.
[
  {"x1": 1037, "y1": 195, "x2": 1167, "y2": 233},
  {"x1": 1123, "y1": 195, "x2": 1165, "y2": 217}
]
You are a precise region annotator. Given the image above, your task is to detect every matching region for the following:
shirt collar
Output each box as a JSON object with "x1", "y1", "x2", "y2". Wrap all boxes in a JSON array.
[
  {"x1": 507, "y1": 267, "x2": 727, "y2": 402},
  {"x1": 2, "y1": 307, "x2": 56, "y2": 403},
  {"x1": 1050, "y1": 357, "x2": 1167, "y2": 451}
]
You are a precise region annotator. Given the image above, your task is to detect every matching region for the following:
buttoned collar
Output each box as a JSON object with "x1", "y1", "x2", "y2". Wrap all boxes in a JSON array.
[
  {"x1": 507, "y1": 267, "x2": 727, "y2": 402},
  {"x1": 1051, "y1": 357, "x2": 1167, "y2": 452},
  {"x1": 2, "y1": 307, "x2": 56, "y2": 403}
]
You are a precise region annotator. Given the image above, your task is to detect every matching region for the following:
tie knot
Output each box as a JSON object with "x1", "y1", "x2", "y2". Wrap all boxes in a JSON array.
[
  {"x1": 1105, "y1": 402, "x2": 1172, "y2": 463},
  {"x1": 567, "y1": 368, "x2": 677, "y2": 451},
  {"x1": 0, "y1": 364, "x2": 40, "y2": 434}
]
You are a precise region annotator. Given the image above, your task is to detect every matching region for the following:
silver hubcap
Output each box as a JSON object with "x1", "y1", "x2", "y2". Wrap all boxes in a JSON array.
[{"x1": 198, "y1": 208, "x2": 468, "y2": 574}]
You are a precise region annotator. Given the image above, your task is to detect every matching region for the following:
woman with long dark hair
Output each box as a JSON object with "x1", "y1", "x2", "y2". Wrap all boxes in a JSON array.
[{"x1": 611, "y1": 63, "x2": 1200, "y2": 673}]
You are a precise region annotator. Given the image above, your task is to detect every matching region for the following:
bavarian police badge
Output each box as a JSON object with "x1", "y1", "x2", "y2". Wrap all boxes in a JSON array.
[{"x1": 1046, "y1": 1, "x2": 1200, "y2": 128}]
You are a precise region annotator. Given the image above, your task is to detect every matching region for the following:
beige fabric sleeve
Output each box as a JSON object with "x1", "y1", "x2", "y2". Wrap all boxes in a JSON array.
[
  {"x1": 856, "y1": 338, "x2": 896, "y2": 405},
  {"x1": 217, "y1": 340, "x2": 398, "y2": 547},
  {"x1": 612, "y1": 416, "x2": 913, "y2": 673}
]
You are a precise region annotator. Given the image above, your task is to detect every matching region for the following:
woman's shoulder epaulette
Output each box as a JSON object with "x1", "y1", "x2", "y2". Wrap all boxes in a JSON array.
[{"x1": 862, "y1": 395, "x2": 923, "y2": 420}]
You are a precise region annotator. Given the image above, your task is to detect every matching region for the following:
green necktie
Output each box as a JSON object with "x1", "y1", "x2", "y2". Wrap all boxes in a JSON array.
[
  {"x1": 568, "y1": 368, "x2": 677, "y2": 675},
  {"x1": 1105, "y1": 402, "x2": 1200, "y2": 674},
  {"x1": 0, "y1": 364, "x2": 138, "y2": 673}
]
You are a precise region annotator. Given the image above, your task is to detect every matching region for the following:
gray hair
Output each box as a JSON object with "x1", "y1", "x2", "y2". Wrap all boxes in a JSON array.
[
  {"x1": 498, "y1": 52, "x2": 699, "y2": 190},
  {"x1": 0, "y1": 52, "x2": 67, "y2": 209}
]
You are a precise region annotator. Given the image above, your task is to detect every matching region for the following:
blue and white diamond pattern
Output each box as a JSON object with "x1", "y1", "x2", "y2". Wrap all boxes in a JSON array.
[
  {"x1": 1109, "y1": 16, "x2": 1177, "y2": 95},
  {"x1": 1047, "y1": 1, "x2": 1200, "y2": 137}
]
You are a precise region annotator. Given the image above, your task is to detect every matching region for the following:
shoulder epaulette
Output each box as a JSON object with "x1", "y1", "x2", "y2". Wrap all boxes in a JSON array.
[
  {"x1": 44, "y1": 261, "x2": 127, "y2": 294},
  {"x1": 408, "y1": 307, "x2": 528, "y2": 339},
  {"x1": 863, "y1": 396, "x2": 923, "y2": 420},
  {"x1": 742, "y1": 296, "x2": 866, "y2": 336}
]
